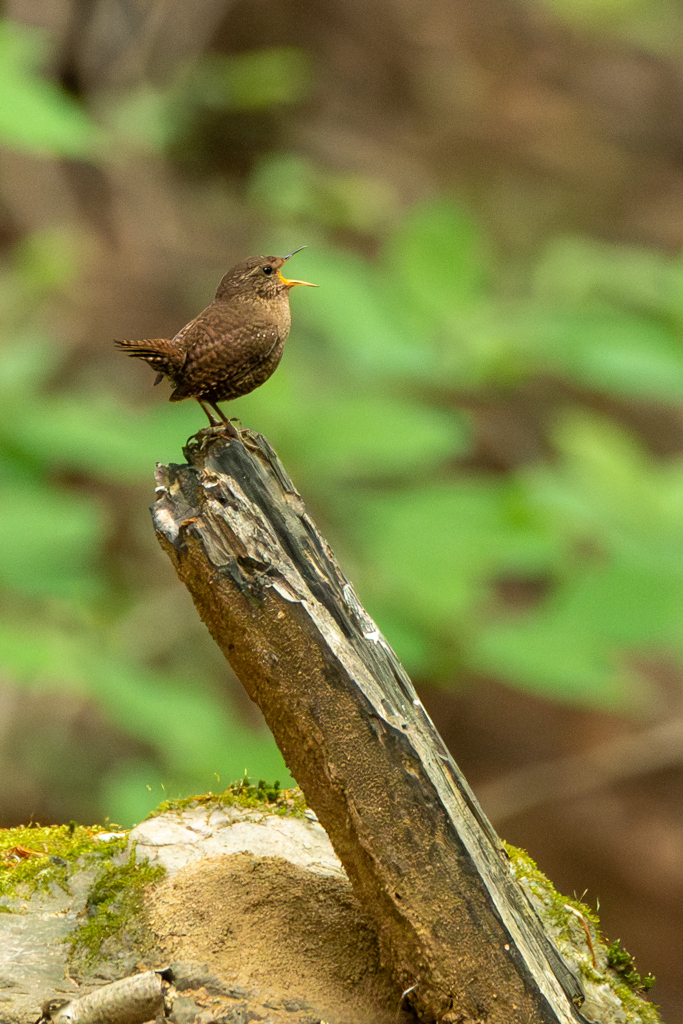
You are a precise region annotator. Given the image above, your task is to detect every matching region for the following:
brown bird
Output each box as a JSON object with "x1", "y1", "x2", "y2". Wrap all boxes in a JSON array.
[{"x1": 115, "y1": 248, "x2": 317, "y2": 435}]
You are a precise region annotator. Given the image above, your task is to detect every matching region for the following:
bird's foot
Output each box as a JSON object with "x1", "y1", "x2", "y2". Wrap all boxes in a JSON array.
[
  {"x1": 215, "y1": 420, "x2": 240, "y2": 439},
  {"x1": 216, "y1": 419, "x2": 262, "y2": 453},
  {"x1": 183, "y1": 423, "x2": 242, "y2": 461},
  {"x1": 191, "y1": 423, "x2": 239, "y2": 442}
]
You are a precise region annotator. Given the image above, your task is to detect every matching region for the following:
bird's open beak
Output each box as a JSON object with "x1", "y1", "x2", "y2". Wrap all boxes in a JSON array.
[
  {"x1": 278, "y1": 271, "x2": 318, "y2": 288},
  {"x1": 278, "y1": 246, "x2": 318, "y2": 288}
]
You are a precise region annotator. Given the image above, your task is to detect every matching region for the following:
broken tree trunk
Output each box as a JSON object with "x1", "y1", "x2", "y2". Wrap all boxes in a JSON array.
[{"x1": 152, "y1": 429, "x2": 587, "y2": 1024}]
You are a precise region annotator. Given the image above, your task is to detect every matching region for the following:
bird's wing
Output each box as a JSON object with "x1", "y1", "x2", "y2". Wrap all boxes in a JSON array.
[
  {"x1": 171, "y1": 312, "x2": 208, "y2": 350},
  {"x1": 170, "y1": 321, "x2": 282, "y2": 400}
]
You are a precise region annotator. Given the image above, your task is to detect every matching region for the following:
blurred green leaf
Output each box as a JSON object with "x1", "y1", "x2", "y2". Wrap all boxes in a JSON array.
[
  {"x1": 190, "y1": 48, "x2": 313, "y2": 110},
  {"x1": 0, "y1": 610, "x2": 293, "y2": 825},
  {"x1": 237, "y1": 375, "x2": 469, "y2": 483},
  {"x1": 538, "y1": 309, "x2": 683, "y2": 402},
  {"x1": 384, "y1": 199, "x2": 490, "y2": 324},
  {"x1": 104, "y1": 86, "x2": 180, "y2": 154},
  {"x1": 528, "y1": 411, "x2": 683, "y2": 555},
  {"x1": 21, "y1": 396, "x2": 145, "y2": 476},
  {"x1": 288, "y1": 393, "x2": 468, "y2": 481},
  {"x1": 250, "y1": 153, "x2": 316, "y2": 219},
  {"x1": 12, "y1": 228, "x2": 81, "y2": 291},
  {"x1": 0, "y1": 480, "x2": 103, "y2": 600},
  {"x1": 103, "y1": 47, "x2": 313, "y2": 157},
  {"x1": 535, "y1": 236, "x2": 683, "y2": 322},
  {"x1": 294, "y1": 246, "x2": 437, "y2": 379},
  {"x1": 0, "y1": 616, "x2": 92, "y2": 686},
  {"x1": 95, "y1": 659, "x2": 290, "y2": 787},
  {"x1": 472, "y1": 559, "x2": 676, "y2": 709},
  {"x1": 347, "y1": 480, "x2": 556, "y2": 623},
  {"x1": 0, "y1": 335, "x2": 58, "y2": 394},
  {"x1": 471, "y1": 606, "x2": 649, "y2": 709},
  {"x1": 0, "y1": 331, "x2": 198, "y2": 480},
  {"x1": 535, "y1": 0, "x2": 672, "y2": 39},
  {"x1": 452, "y1": 302, "x2": 683, "y2": 403},
  {"x1": 0, "y1": 19, "x2": 100, "y2": 158},
  {"x1": 250, "y1": 154, "x2": 400, "y2": 233},
  {"x1": 471, "y1": 413, "x2": 683, "y2": 706}
]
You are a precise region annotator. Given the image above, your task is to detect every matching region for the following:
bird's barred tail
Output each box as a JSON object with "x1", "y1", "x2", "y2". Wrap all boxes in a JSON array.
[
  {"x1": 114, "y1": 338, "x2": 185, "y2": 382},
  {"x1": 114, "y1": 337, "x2": 169, "y2": 360}
]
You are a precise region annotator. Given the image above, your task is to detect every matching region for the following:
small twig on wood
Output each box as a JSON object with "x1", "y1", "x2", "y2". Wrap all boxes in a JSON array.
[
  {"x1": 38, "y1": 970, "x2": 168, "y2": 1024},
  {"x1": 563, "y1": 907, "x2": 597, "y2": 970}
]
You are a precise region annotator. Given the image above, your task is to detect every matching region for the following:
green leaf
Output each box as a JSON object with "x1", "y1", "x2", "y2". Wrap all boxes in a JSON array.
[
  {"x1": 4, "y1": 391, "x2": 200, "y2": 483},
  {"x1": 94, "y1": 659, "x2": 291, "y2": 787},
  {"x1": 0, "y1": 20, "x2": 100, "y2": 158},
  {"x1": 347, "y1": 481, "x2": 556, "y2": 626},
  {"x1": 236, "y1": 383, "x2": 469, "y2": 482},
  {"x1": 527, "y1": 411, "x2": 683, "y2": 554},
  {"x1": 0, "y1": 612, "x2": 294, "y2": 826},
  {"x1": 293, "y1": 394, "x2": 468, "y2": 480},
  {"x1": 471, "y1": 608, "x2": 652, "y2": 710},
  {"x1": 103, "y1": 86, "x2": 180, "y2": 154},
  {"x1": 533, "y1": 308, "x2": 683, "y2": 402},
  {"x1": 534, "y1": 0, "x2": 673, "y2": 37},
  {"x1": 0, "y1": 481, "x2": 103, "y2": 600},
  {"x1": 0, "y1": 335, "x2": 57, "y2": 395},
  {"x1": 471, "y1": 558, "x2": 680, "y2": 709},
  {"x1": 250, "y1": 154, "x2": 400, "y2": 233},
  {"x1": 293, "y1": 247, "x2": 438, "y2": 380},
  {"x1": 191, "y1": 48, "x2": 313, "y2": 110},
  {"x1": 384, "y1": 199, "x2": 489, "y2": 324},
  {"x1": 534, "y1": 236, "x2": 683, "y2": 319},
  {"x1": 12, "y1": 228, "x2": 81, "y2": 290},
  {"x1": 249, "y1": 154, "x2": 317, "y2": 220},
  {"x1": 0, "y1": 616, "x2": 92, "y2": 686},
  {"x1": 472, "y1": 413, "x2": 683, "y2": 707}
]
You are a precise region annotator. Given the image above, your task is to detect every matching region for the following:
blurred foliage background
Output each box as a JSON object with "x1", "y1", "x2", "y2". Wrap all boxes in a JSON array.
[{"x1": 1, "y1": 0, "x2": 683, "y2": 1014}]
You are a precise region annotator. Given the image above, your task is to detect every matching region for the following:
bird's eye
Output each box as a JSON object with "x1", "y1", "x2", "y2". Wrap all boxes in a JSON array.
[{"x1": 262, "y1": 266, "x2": 274, "y2": 275}]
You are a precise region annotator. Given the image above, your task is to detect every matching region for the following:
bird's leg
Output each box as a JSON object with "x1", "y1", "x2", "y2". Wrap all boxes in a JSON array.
[
  {"x1": 209, "y1": 402, "x2": 241, "y2": 439},
  {"x1": 198, "y1": 399, "x2": 240, "y2": 439},
  {"x1": 198, "y1": 399, "x2": 223, "y2": 427}
]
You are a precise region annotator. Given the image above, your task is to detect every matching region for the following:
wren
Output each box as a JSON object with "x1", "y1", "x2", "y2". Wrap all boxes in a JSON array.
[{"x1": 115, "y1": 248, "x2": 317, "y2": 435}]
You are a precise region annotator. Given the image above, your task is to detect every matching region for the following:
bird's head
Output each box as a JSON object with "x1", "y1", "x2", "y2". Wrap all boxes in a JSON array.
[{"x1": 215, "y1": 248, "x2": 317, "y2": 302}]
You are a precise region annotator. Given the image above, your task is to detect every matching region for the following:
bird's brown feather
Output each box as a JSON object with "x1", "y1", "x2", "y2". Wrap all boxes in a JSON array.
[{"x1": 114, "y1": 252, "x2": 316, "y2": 426}]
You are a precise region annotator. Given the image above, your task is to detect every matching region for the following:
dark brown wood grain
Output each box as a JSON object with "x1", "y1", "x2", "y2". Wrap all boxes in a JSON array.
[{"x1": 151, "y1": 428, "x2": 587, "y2": 1024}]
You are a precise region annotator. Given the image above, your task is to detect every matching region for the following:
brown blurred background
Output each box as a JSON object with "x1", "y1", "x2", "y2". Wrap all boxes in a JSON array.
[{"x1": 1, "y1": 0, "x2": 682, "y2": 1017}]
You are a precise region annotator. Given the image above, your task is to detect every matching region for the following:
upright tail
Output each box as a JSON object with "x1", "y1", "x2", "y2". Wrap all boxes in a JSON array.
[{"x1": 114, "y1": 338, "x2": 186, "y2": 384}]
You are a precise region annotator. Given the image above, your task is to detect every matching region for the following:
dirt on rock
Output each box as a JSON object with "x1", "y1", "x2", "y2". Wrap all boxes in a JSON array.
[{"x1": 148, "y1": 852, "x2": 402, "y2": 1024}]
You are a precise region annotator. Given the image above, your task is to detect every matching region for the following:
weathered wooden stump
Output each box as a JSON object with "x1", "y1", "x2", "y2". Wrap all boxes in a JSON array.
[{"x1": 151, "y1": 428, "x2": 587, "y2": 1024}]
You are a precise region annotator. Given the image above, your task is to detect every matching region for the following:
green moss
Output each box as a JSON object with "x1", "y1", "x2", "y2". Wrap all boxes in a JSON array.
[
  {"x1": 0, "y1": 822, "x2": 127, "y2": 902},
  {"x1": 0, "y1": 820, "x2": 165, "y2": 972},
  {"x1": 506, "y1": 844, "x2": 660, "y2": 1023},
  {"x1": 608, "y1": 939, "x2": 656, "y2": 994},
  {"x1": 506, "y1": 844, "x2": 598, "y2": 926},
  {"x1": 68, "y1": 847, "x2": 165, "y2": 971},
  {"x1": 65, "y1": 780, "x2": 307, "y2": 971},
  {"x1": 151, "y1": 777, "x2": 307, "y2": 819}
]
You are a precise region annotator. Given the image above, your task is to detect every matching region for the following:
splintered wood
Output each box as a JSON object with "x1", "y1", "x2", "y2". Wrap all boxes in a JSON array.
[{"x1": 152, "y1": 429, "x2": 586, "y2": 1024}]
